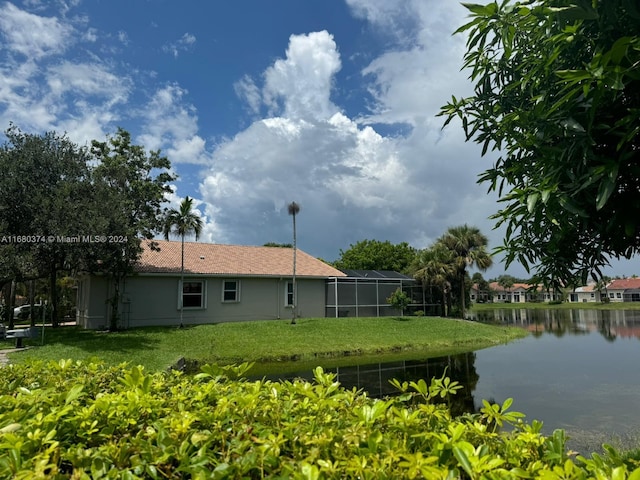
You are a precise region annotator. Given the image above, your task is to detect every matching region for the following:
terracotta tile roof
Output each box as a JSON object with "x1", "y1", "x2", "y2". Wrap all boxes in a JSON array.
[
  {"x1": 488, "y1": 282, "x2": 534, "y2": 292},
  {"x1": 607, "y1": 278, "x2": 640, "y2": 290},
  {"x1": 574, "y1": 284, "x2": 597, "y2": 293},
  {"x1": 135, "y1": 240, "x2": 346, "y2": 278}
]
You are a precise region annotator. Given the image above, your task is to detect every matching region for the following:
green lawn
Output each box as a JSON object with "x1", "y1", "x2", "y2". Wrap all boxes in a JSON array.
[{"x1": 2, "y1": 316, "x2": 527, "y2": 372}]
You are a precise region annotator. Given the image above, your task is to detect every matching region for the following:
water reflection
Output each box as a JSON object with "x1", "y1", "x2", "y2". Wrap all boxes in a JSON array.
[
  {"x1": 260, "y1": 352, "x2": 479, "y2": 416},
  {"x1": 469, "y1": 308, "x2": 640, "y2": 340},
  {"x1": 255, "y1": 309, "x2": 640, "y2": 452}
]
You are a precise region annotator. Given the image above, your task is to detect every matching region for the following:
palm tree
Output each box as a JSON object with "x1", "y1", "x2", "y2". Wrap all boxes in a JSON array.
[
  {"x1": 594, "y1": 276, "x2": 611, "y2": 303},
  {"x1": 438, "y1": 225, "x2": 492, "y2": 318},
  {"x1": 288, "y1": 202, "x2": 300, "y2": 325},
  {"x1": 163, "y1": 196, "x2": 203, "y2": 326},
  {"x1": 412, "y1": 243, "x2": 456, "y2": 316}
]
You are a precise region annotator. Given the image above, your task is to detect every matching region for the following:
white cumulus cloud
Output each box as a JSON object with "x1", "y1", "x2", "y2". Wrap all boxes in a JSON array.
[
  {"x1": 262, "y1": 31, "x2": 342, "y2": 121},
  {"x1": 138, "y1": 84, "x2": 210, "y2": 165},
  {"x1": 0, "y1": 2, "x2": 73, "y2": 58},
  {"x1": 198, "y1": 27, "x2": 483, "y2": 261}
]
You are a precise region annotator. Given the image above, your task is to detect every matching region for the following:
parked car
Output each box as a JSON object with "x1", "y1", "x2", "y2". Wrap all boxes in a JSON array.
[{"x1": 13, "y1": 304, "x2": 44, "y2": 321}]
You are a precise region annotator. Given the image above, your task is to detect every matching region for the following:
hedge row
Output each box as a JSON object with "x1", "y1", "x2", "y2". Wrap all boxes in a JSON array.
[{"x1": 0, "y1": 360, "x2": 639, "y2": 479}]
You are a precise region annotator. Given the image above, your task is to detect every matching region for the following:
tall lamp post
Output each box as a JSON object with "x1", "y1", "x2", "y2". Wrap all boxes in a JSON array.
[{"x1": 288, "y1": 201, "x2": 300, "y2": 325}]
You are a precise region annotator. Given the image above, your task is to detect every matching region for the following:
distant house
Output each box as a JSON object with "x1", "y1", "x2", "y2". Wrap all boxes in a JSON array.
[
  {"x1": 605, "y1": 278, "x2": 640, "y2": 303},
  {"x1": 76, "y1": 240, "x2": 346, "y2": 329},
  {"x1": 477, "y1": 282, "x2": 562, "y2": 303},
  {"x1": 469, "y1": 284, "x2": 490, "y2": 303},
  {"x1": 568, "y1": 284, "x2": 602, "y2": 303},
  {"x1": 488, "y1": 282, "x2": 530, "y2": 303}
]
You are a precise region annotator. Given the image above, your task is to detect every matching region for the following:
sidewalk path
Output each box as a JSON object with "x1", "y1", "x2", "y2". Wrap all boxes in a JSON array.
[
  {"x1": 0, "y1": 347, "x2": 27, "y2": 367},
  {"x1": 0, "y1": 349, "x2": 10, "y2": 367}
]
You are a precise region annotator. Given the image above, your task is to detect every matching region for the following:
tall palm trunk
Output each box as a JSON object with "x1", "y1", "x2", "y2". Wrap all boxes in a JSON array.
[
  {"x1": 291, "y1": 211, "x2": 297, "y2": 325},
  {"x1": 288, "y1": 202, "x2": 300, "y2": 325}
]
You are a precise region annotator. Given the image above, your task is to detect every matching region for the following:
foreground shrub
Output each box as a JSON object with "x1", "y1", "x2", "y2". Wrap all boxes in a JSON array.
[{"x1": 0, "y1": 360, "x2": 639, "y2": 479}]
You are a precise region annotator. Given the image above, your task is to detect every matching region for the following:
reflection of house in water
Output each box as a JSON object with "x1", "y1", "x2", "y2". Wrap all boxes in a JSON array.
[
  {"x1": 471, "y1": 308, "x2": 640, "y2": 340},
  {"x1": 264, "y1": 352, "x2": 479, "y2": 417}
]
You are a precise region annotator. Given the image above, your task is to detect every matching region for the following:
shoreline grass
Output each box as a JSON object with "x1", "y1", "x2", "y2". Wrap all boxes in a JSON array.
[
  {"x1": 3, "y1": 316, "x2": 527, "y2": 371},
  {"x1": 471, "y1": 301, "x2": 640, "y2": 310}
]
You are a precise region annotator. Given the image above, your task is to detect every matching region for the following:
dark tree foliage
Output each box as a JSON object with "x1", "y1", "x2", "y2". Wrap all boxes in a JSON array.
[
  {"x1": 471, "y1": 272, "x2": 490, "y2": 290},
  {"x1": 411, "y1": 226, "x2": 491, "y2": 317},
  {"x1": 437, "y1": 225, "x2": 492, "y2": 317},
  {"x1": 440, "y1": 0, "x2": 640, "y2": 288},
  {"x1": 334, "y1": 239, "x2": 417, "y2": 273},
  {"x1": 89, "y1": 128, "x2": 176, "y2": 330},
  {"x1": 0, "y1": 126, "x2": 175, "y2": 330},
  {"x1": 411, "y1": 242, "x2": 455, "y2": 317},
  {"x1": 0, "y1": 126, "x2": 92, "y2": 326}
]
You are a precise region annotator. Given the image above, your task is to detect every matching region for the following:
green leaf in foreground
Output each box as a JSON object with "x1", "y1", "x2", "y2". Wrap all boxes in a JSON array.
[{"x1": 1, "y1": 360, "x2": 639, "y2": 478}]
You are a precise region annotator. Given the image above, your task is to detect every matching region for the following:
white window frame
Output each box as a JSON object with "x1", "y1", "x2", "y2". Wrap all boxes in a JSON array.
[
  {"x1": 222, "y1": 279, "x2": 240, "y2": 303},
  {"x1": 180, "y1": 280, "x2": 206, "y2": 309},
  {"x1": 285, "y1": 281, "x2": 294, "y2": 307}
]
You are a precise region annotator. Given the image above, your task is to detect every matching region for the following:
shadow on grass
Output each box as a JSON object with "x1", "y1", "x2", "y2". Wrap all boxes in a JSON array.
[{"x1": 19, "y1": 325, "x2": 163, "y2": 354}]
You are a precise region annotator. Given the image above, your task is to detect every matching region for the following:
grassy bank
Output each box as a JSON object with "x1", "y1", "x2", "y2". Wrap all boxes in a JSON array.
[
  {"x1": 471, "y1": 301, "x2": 640, "y2": 311},
  {"x1": 4, "y1": 316, "x2": 527, "y2": 371}
]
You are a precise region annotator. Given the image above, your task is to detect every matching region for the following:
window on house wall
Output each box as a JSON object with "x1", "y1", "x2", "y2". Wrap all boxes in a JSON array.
[
  {"x1": 609, "y1": 292, "x2": 614, "y2": 298},
  {"x1": 285, "y1": 281, "x2": 294, "y2": 306},
  {"x1": 616, "y1": 292, "x2": 622, "y2": 298},
  {"x1": 182, "y1": 281, "x2": 204, "y2": 308},
  {"x1": 222, "y1": 280, "x2": 240, "y2": 302}
]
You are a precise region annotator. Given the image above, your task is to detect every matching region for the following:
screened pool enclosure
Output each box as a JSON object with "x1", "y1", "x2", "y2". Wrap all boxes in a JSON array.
[{"x1": 325, "y1": 269, "x2": 440, "y2": 318}]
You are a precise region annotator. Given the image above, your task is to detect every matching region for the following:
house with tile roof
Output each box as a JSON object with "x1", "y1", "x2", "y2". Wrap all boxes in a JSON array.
[
  {"x1": 76, "y1": 240, "x2": 346, "y2": 329},
  {"x1": 568, "y1": 283, "x2": 603, "y2": 303},
  {"x1": 603, "y1": 278, "x2": 640, "y2": 303},
  {"x1": 470, "y1": 282, "x2": 562, "y2": 303},
  {"x1": 488, "y1": 282, "x2": 532, "y2": 303}
]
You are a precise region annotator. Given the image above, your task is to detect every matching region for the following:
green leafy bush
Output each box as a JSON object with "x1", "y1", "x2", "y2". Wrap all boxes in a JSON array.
[
  {"x1": 386, "y1": 288, "x2": 411, "y2": 312},
  {"x1": 1, "y1": 360, "x2": 639, "y2": 479}
]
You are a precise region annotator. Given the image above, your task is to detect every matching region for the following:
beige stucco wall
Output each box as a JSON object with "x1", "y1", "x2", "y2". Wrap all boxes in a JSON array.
[
  {"x1": 78, "y1": 274, "x2": 328, "y2": 329},
  {"x1": 570, "y1": 291, "x2": 599, "y2": 303},
  {"x1": 76, "y1": 275, "x2": 111, "y2": 329}
]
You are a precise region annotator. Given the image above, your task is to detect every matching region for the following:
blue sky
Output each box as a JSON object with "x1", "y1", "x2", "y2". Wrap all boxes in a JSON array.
[{"x1": 0, "y1": 0, "x2": 636, "y2": 279}]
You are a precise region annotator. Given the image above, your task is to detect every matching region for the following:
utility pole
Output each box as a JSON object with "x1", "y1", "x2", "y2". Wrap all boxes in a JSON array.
[{"x1": 288, "y1": 201, "x2": 300, "y2": 325}]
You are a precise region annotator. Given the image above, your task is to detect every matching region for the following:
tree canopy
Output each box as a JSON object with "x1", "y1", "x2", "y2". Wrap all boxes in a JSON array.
[
  {"x1": 0, "y1": 126, "x2": 93, "y2": 325},
  {"x1": 410, "y1": 225, "x2": 491, "y2": 317},
  {"x1": 0, "y1": 126, "x2": 175, "y2": 328},
  {"x1": 437, "y1": 225, "x2": 492, "y2": 317},
  {"x1": 333, "y1": 239, "x2": 417, "y2": 273},
  {"x1": 440, "y1": 0, "x2": 640, "y2": 287}
]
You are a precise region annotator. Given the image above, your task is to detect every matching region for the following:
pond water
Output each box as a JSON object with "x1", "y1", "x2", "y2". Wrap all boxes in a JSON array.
[{"x1": 256, "y1": 309, "x2": 640, "y2": 453}]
